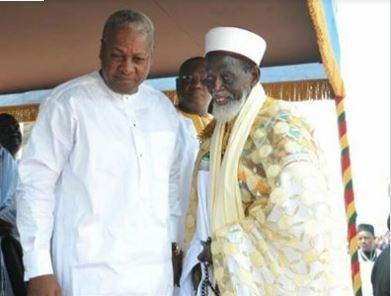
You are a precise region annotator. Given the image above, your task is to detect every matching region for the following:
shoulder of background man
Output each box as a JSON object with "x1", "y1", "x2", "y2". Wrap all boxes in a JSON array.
[
  {"x1": 0, "y1": 144, "x2": 17, "y2": 172},
  {"x1": 371, "y1": 245, "x2": 390, "y2": 290},
  {"x1": 176, "y1": 108, "x2": 196, "y2": 130}
]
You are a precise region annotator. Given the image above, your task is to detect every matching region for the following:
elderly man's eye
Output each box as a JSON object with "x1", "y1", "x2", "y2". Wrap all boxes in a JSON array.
[{"x1": 221, "y1": 75, "x2": 233, "y2": 85}]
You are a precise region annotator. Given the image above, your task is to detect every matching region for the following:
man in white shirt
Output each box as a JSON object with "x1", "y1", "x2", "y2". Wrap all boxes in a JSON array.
[
  {"x1": 173, "y1": 57, "x2": 212, "y2": 290},
  {"x1": 17, "y1": 10, "x2": 184, "y2": 296},
  {"x1": 176, "y1": 57, "x2": 212, "y2": 136},
  {"x1": 358, "y1": 223, "x2": 382, "y2": 296}
]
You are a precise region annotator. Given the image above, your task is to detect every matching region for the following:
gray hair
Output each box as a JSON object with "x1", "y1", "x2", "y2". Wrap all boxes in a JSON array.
[{"x1": 102, "y1": 9, "x2": 155, "y2": 49}]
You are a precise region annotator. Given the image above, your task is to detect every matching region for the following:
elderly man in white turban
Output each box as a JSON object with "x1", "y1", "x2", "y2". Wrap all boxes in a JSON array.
[{"x1": 180, "y1": 26, "x2": 353, "y2": 296}]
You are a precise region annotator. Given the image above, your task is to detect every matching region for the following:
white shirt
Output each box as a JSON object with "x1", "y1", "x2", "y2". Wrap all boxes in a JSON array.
[
  {"x1": 358, "y1": 248, "x2": 382, "y2": 296},
  {"x1": 176, "y1": 115, "x2": 199, "y2": 247},
  {"x1": 17, "y1": 72, "x2": 183, "y2": 295},
  {"x1": 179, "y1": 159, "x2": 211, "y2": 296}
]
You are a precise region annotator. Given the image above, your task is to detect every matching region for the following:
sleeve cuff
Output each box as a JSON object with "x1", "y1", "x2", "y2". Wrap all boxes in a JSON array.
[{"x1": 23, "y1": 250, "x2": 53, "y2": 280}]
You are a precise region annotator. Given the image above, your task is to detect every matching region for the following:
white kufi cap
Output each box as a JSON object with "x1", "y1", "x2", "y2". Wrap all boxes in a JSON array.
[{"x1": 205, "y1": 26, "x2": 266, "y2": 66}]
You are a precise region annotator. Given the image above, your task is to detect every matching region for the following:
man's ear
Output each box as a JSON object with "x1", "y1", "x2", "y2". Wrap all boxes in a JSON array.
[
  {"x1": 149, "y1": 45, "x2": 155, "y2": 65},
  {"x1": 250, "y1": 66, "x2": 260, "y2": 87},
  {"x1": 99, "y1": 38, "x2": 110, "y2": 62}
]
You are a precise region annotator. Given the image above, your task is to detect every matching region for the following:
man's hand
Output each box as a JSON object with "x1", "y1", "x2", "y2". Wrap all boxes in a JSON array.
[
  {"x1": 27, "y1": 274, "x2": 61, "y2": 296},
  {"x1": 197, "y1": 238, "x2": 212, "y2": 264},
  {"x1": 191, "y1": 263, "x2": 201, "y2": 292},
  {"x1": 172, "y1": 242, "x2": 183, "y2": 286}
]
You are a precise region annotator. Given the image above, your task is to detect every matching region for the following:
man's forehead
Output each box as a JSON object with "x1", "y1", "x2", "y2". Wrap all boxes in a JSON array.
[
  {"x1": 206, "y1": 54, "x2": 240, "y2": 72},
  {"x1": 358, "y1": 231, "x2": 374, "y2": 237},
  {"x1": 106, "y1": 26, "x2": 151, "y2": 46},
  {"x1": 182, "y1": 61, "x2": 205, "y2": 74}
]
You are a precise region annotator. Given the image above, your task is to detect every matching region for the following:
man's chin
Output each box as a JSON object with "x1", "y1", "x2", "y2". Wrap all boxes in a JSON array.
[
  {"x1": 213, "y1": 106, "x2": 240, "y2": 123},
  {"x1": 189, "y1": 92, "x2": 207, "y2": 100},
  {"x1": 110, "y1": 81, "x2": 138, "y2": 95},
  {"x1": 212, "y1": 97, "x2": 245, "y2": 122}
]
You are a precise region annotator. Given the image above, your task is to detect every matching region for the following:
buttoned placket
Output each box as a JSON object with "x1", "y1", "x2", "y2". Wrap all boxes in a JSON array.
[
  {"x1": 121, "y1": 95, "x2": 144, "y2": 159},
  {"x1": 120, "y1": 95, "x2": 148, "y2": 195}
]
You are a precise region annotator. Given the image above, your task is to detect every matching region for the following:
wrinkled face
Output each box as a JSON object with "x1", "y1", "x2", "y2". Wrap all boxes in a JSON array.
[
  {"x1": 358, "y1": 231, "x2": 375, "y2": 252},
  {"x1": 0, "y1": 121, "x2": 22, "y2": 157},
  {"x1": 100, "y1": 25, "x2": 152, "y2": 94},
  {"x1": 176, "y1": 60, "x2": 211, "y2": 114},
  {"x1": 204, "y1": 54, "x2": 257, "y2": 122}
]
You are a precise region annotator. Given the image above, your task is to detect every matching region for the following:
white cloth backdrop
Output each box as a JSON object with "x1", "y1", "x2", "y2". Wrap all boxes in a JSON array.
[{"x1": 335, "y1": 0, "x2": 390, "y2": 235}]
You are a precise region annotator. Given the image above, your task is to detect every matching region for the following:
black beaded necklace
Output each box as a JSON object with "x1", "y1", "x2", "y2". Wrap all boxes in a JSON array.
[{"x1": 200, "y1": 262, "x2": 220, "y2": 296}]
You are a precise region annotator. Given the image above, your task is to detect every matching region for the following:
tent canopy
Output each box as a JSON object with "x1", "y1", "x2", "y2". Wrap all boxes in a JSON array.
[{"x1": 0, "y1": 0, "x2": 321, "y2": 94}]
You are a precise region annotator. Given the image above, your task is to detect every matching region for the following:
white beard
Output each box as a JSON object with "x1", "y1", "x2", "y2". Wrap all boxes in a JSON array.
[{"x1": 212, "y1": 92, "x2": 248, "y2": 123}]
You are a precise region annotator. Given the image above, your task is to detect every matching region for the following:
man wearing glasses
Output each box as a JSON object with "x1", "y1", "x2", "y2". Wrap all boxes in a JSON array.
[
  {"x1": 176, "y1": 57, "x2": 213, "y2": 136},
  {"x1": 173, "y1": 57, "x2": 212, "y2": 291}
]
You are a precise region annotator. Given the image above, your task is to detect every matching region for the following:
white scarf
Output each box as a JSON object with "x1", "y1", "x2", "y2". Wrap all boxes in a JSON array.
[{"x1": 208, "y1": 83, "x2": 266, "y2": 234}]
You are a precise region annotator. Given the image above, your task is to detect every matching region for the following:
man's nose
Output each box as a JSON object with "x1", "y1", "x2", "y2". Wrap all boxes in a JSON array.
[
  {"x1": 210, "y1": 76, "x2": 224, "y2": 92},
  {"x1": 190, "y1": 76, "x2": 204, "y2": 87},
  {"x1": 120, "y1": 58, "x2": 135, "y2": 74}
]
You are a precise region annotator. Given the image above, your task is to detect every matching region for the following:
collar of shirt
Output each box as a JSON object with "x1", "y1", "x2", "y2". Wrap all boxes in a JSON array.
[
  {"x1": 94, "y1": 72, "x2": 149, "y2": 113},
  {"x1": 95, "y1": 72, "x2": 139, "y2": 101}
]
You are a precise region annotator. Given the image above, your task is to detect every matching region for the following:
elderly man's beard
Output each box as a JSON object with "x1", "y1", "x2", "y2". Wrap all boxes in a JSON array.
[{"x1": 212, "y1": 91, "x2": 249, "y2": 123}]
